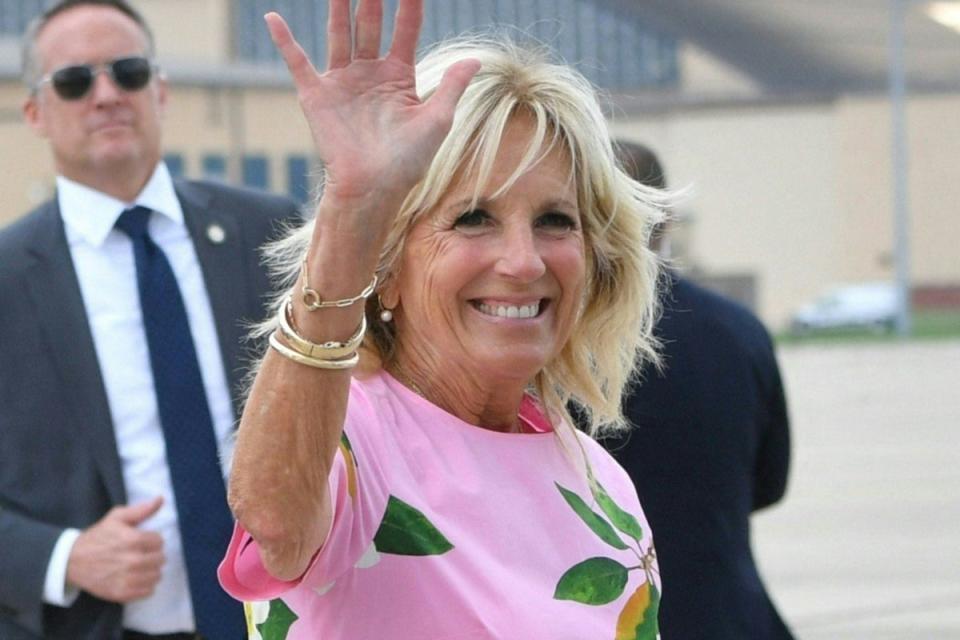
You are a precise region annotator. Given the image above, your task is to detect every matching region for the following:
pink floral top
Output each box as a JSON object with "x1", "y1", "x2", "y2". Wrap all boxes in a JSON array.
[{"x1": 219, "y1": 371, "x2": 660, "y2": 639}]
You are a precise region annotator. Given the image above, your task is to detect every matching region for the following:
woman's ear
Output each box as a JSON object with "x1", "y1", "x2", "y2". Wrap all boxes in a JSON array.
[{"x1": 379, "y1": 274, "x2": 400, "y2": 311}]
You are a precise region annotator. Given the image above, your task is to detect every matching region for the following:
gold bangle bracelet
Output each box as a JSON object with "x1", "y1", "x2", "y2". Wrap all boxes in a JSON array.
[
  {"x1": 278, "y1": 295, "x2": 365, "y2": 359},
  {"x1": 301, "y1": 259, "x2": 378, "y2": 311},
  {"x1": 269, "y1": 331, "x2": 359, "y2": 370}
]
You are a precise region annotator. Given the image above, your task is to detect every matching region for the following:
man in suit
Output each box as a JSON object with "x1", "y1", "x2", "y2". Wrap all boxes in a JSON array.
[
  {"x1": 608, "y1": 141, "x2": 795, "y2": 638},
  {"x1": 0, "y1": 1, "x2": 300, "y2": 638}
]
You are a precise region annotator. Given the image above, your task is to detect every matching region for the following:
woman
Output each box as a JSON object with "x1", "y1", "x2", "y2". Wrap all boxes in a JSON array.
[{"x1": 220, "y1": 1, "x2": 666, "y2": 638}]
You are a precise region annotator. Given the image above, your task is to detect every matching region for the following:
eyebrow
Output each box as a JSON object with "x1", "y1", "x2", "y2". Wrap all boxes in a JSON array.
[{"x1": 445, "y1": 197, "x2": 580, "y2": 213}]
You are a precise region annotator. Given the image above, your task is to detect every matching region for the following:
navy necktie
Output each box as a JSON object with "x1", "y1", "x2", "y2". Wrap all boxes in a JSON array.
[{"x1": 115, "y1": 206, "x2": 244, "y2": 640}]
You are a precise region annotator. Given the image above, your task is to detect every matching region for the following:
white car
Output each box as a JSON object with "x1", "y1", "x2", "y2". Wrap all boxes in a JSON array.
[{"x1": 790, "y1": 282, "x2": 900, "y2": 333}]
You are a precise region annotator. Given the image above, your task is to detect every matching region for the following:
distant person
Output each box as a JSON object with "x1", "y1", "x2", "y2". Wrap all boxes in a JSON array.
[
  {"x1": 0, "y1": 1, "x2": 299, "y2": 638},
  {"x1": 608, "y1": 140, "x2": 795, "y2": 639}
]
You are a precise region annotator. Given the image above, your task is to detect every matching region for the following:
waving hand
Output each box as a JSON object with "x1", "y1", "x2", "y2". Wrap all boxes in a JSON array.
[
  {"x1": 229, "y1": 2, "x2": 479, "y2": 580},
  {"x1": 266, "y1": 0, "x2": 479, "y2": 209}
]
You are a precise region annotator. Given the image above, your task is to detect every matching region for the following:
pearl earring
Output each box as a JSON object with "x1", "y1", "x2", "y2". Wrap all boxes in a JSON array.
[{"x1": 378, "y1": 295, "x2": 393, "y2": 323}]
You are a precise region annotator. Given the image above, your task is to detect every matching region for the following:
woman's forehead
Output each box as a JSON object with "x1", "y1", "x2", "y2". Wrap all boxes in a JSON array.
[{"x1": 450, "y1": 122, "x2": 575, "y2": 199}]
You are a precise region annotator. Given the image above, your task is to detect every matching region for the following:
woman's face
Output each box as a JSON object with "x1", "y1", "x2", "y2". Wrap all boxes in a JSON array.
[{"x1": 390, "y1": 116, "x2": 586, "y2": 386}]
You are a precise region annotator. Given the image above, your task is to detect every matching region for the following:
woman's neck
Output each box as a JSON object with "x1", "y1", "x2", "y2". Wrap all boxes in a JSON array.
[{"x1": 388, "y1": 356, "x2": 528, "y2": 433}]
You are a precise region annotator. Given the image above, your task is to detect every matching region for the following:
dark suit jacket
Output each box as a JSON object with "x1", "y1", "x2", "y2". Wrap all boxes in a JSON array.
[
  {"x1": 0, "y1": 179, "x2": 300, "y2": 639},
  {"x1": 606, "y1": 276, "x2": 793, "y2": 639}
]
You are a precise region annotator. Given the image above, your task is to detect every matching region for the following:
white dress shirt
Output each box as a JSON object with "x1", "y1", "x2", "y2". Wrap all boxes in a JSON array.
[{"x1": 43, "y1": 163, "x2": 237, "y2": 634}]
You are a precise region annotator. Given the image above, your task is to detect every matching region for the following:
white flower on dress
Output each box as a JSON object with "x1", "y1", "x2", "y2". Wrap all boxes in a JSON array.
[{"x1": 243, "y1": 600, "x2": 271, "y2": 640}]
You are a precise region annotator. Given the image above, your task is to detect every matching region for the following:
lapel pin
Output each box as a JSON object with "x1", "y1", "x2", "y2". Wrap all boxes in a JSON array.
[{"x1": 206, "y1": 223, "x2": 226, "y2": 245}]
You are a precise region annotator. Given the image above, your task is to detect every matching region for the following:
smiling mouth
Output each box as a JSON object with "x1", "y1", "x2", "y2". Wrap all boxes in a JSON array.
[
  {"x1": 93, "y1": 121, "x2": 132, "y2": 133},
  {"x1": 473, "y1": 300, "x2": 546, "y2": 319}
]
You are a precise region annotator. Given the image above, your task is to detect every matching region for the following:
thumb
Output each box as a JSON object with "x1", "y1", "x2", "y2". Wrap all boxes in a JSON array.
[
  {"x1": 114, "y1": 495, "x2": 164, "y2": 526},
  {"x1": 424, "y1": 58, "x2": 481, "y2": 124}
]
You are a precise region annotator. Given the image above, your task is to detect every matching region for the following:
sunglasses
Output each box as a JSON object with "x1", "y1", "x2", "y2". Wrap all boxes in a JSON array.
[{"x1": 35, "y1": 56, "x2": 156, "y2": 101}]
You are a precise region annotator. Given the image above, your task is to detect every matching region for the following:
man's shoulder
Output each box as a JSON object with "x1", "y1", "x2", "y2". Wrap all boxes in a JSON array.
[
  {"x1": 0, "y1": 201, "x2": 59, "y2": 263},
  {"x1": 176, "y1": 179, "x2": 302, "y2": 220},
  {"x1": 669, "y1": 276, "x2": 772, "y2": 345}
]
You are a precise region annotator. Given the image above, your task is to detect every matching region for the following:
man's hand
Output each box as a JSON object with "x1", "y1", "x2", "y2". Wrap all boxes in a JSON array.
[{"x1": 65, "y1": 496, "x2": 165, "y2": 603}]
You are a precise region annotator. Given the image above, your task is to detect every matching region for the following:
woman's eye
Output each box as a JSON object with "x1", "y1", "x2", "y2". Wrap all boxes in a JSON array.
[
  {"x1": 536, "y1": 212, "x2": 578, "y2": 231},
  {"x1": 453, "y1": 209, "x2": 492, "y2": 228}
]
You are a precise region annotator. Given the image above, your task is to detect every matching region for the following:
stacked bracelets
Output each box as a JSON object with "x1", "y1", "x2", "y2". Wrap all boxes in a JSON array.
[{"x1": 268, "y1": 265, "x2": 377, "y2": 370}]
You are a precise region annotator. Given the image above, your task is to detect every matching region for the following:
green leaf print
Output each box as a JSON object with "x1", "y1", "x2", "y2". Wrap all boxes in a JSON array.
[
  {"x1": 255, "y1": 599, "x2": 298, "y2": 640},
  {"x1": 556, "y1": 483, "x2": 629, "y2": 550},
  {"x1": 553, "y1": 557, "x2": 629, "y2": 605},
  {"x1": 373, "y1": 495, "x2": 454, "y2": 556},
  {"x1": 592, "y1": 481, "x2": 644, "y2": 541},
  {"x1": 339, "y1": 432, "x2": 355, "y2": 455}
]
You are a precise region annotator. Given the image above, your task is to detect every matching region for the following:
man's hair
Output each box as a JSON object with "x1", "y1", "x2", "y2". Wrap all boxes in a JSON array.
[
  {"x1": 613, "y1": 140, "x2": 666, "y2": 190},
  {"x1": 21, "y1": 0, "x2": 155, "y2": 89},
  {"x1": 613, "y1": 140, "x2": 670, "y2": 252}
]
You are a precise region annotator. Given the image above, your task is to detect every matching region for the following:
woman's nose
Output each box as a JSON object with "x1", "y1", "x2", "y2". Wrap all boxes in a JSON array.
[{"x1": 495, "y1": 225, "x2": 546, "y2": 282}]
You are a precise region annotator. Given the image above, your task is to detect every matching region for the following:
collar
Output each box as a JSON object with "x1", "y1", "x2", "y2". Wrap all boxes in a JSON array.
[{"x1": 57, "y1": 162, "x2": 184, "y2": 247}]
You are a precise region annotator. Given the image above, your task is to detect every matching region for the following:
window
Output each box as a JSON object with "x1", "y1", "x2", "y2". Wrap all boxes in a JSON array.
[
  {"x1": 164, "y1": 153, "x2": 185, "y2": 178},
  {"x1": 242, "y1": 155, "x2": 269, "y2": 190},
  {"x1": 287, "y1": 155, "x2": 311, "y2": 204},
  {"x1": 232, "y1": 0, "x2": 678, "y2": 90},
  {"x1": 0, "y1": 0, "x2": 44, "y2": 36},
  {"x1": 202, "y1": 154, "x2": 228, "y2": 182}
]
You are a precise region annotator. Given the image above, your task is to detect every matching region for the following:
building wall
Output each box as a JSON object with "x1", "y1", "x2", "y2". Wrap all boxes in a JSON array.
[
  {"x1": 611, "y1": 92, "x2": 960, "y2": 329},
  {"x1": 611, "y1": 102, "x2": 844, "y2": 328},
  {"x1": 0, "y1": 82, "x2": 55, "y2": 214},
  {"x1": 139, "y1": 0, "x2": 231, "y2": 65}
]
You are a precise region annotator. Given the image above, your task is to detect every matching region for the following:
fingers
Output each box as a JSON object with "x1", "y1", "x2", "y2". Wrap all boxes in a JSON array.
[
  {"x1": 113, "y1": 495, "x2": 164, "y2": 526},
  {"x1": 354, "y1": 0, "x2": 383, "y2": 60},
  {"x1": 265, "y1": 12, "x2": 319, "y2": 84},
  {"x1": 326, "y1": 0, "x2": 352, "y2": 69},
  {"x1": 133, "y1": 530, "x2": 164, "y2": 554},
  {"x1": 114, "y1": 558, "x2": 164, "y2": 602},
  {"x1": 387, "y1": 0, "x2": 424, "y2": 64},
  {"x1": 130, "y1": 544, "x2": 166, "y2": 571},
  {"x1": 424, "y1": 58, "x2": 482, "y2": 122}
]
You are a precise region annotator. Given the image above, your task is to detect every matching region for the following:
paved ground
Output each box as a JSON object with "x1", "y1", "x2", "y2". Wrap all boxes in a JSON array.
[{"x1": 752, "y1": 339, "x2": 960, "y2": 639}]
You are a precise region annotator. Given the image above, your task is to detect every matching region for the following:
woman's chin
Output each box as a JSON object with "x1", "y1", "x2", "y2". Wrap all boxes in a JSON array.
[{"x1": 470, "y1": 349, "x2": 550, "y2": 386}]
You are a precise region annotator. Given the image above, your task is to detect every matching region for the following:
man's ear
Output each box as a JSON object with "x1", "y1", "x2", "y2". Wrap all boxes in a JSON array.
[
  {"x1": 155, "y1": 72, "x2": 168, "y2": 115},
  {"x1": 22, "y1": 94, "x2": 47, "y2": 138}
]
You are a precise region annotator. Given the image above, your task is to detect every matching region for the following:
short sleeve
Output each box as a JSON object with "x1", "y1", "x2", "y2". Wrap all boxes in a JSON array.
[
  {"x1": 217, "y1": 449, "x2": 347, "y2": 601},
  {"x1": 219, "y1": 380, "x2": 393, "y2": 601}
]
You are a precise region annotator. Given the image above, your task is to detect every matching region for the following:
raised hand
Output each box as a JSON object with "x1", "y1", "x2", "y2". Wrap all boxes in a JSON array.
[
  {"x1": 265, "y1": 0, "x2": 479, "y2": 208},
  {"x1": 66, "y1": 496, "x2": 165, "y2": 603}
]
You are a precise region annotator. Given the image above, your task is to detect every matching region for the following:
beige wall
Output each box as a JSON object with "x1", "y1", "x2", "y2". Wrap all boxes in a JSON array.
[
  {"x1": 0, "y1": 83, "x2": 57, "y2": 216},
  {"x1": 612, "y1": 93, "x2": 959, "y2": 329},
  {"x1": 138, "y1": 0, "x2": 232, "y2": 65},
  {"x1": 161, "y1": 84, "x2": 314, "y2": 189},
  {"x1": 679, "y1": 42, "x2": 761, "y2": 97},
  {"x1": 612, "y1": 103, "x2": 845, "y2": 327}
]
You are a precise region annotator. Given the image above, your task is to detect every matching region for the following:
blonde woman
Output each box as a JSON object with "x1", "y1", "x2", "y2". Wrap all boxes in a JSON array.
[{"x1": 220, "y1": 1, "x2": 666, "y2": 637}]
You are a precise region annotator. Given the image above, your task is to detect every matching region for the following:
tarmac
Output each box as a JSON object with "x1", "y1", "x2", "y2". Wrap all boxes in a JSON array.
[{"x1": 752, "y1": 339, "x2": 960, "y2": 639}]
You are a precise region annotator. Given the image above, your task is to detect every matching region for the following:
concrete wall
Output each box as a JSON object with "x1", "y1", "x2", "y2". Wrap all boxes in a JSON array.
[
  {"x1": 140, "y1": 0, "x2": 232, "y2": 66},
  {"x1": 611, "y1": 92, "x2": 959, "y2": 329}
]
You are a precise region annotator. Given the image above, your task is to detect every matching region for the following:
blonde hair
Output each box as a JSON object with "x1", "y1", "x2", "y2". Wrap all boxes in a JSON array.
[{"x1": 257, "y1": 34, "x2": 668, "y2": 438}]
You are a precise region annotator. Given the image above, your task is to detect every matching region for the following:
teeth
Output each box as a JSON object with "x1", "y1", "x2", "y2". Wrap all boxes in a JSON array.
[{"x1": 477, "y1": 301, "x2": 540, "y2": 319}]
